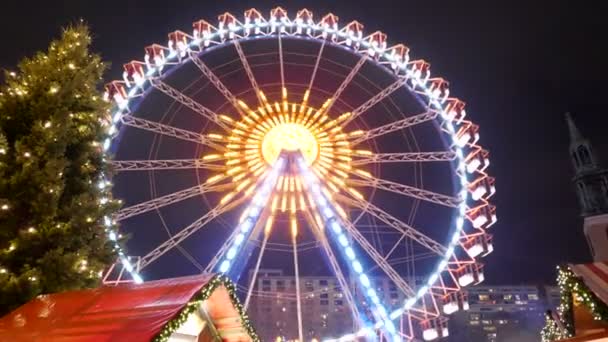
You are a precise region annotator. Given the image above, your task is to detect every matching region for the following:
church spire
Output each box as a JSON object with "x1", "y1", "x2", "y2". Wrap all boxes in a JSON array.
[
  {"x1": 567, "y1": 112, "x2": 608, "y2": 218},
  {"x1": 567, "y1": 113, "x2": 597, "y2": 172},
  {"x1": 566, "y1": 112, "x2": 584, "y2": 146}
]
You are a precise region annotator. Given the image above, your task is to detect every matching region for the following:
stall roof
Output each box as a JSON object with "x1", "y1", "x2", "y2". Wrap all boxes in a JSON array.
[{"x1": 0, "y1": 274, "x2": 256, "y2": 342}]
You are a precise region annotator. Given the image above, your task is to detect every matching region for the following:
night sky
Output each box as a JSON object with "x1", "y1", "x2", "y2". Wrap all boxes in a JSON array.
[{"x1": 1, "y1": 0, "x2": 606, "y2": 285}]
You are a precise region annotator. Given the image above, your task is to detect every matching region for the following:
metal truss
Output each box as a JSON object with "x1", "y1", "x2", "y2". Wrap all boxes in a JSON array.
[
  {"x1": 326, "y1": 55, "x2": 367, "y2": 113},
  {"x1": 149, "y1": 78, "x2": 229, "y2": 130},
  {"x1": 140, "y1": 196, "x2": 246, "y2": 269},
  {"x1": 114, "y1": 182, "x2": 229, "y2": 222},
  {"x1": 338, "y1": 215, "x2": 416, "y2": 297},
  {"x1": 304, "y1": 211, "x2": 362, "y2": 325},
  {"x1": 189, "y1": 52, "x2": 242, "y2": 114},
  {"x1": 109, "y1": 158, "x2": 225, "y2": 172},
  {"x1": 203, "y1": 209, "x2": 270, "y2": 274},
  {"x1": 351, "y1": 151, "x2": 456, "y2": 165},
  {"x1": 233, "y1": 39, "x2": 265, "y2": 105},
  {"x1": 342, "y1": 75, "x2": 408, "y2": 127},
  {"x1": 350, "y1": 110, "x2": 438, "y2": 145},
  {"x1": 120, "y1": 115, "x2": 221, "y2": 149},
  {"x1": 337, "y1": 194, "x2": 447, "y2": 255},
  {"x1": 348, "y1": 176, "x2": 461, "y2": 208}
]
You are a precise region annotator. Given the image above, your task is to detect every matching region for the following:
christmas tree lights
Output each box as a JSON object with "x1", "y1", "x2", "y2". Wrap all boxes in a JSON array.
[{"x1": 0, "y1": 24, "x2": 119, "y2": 314}]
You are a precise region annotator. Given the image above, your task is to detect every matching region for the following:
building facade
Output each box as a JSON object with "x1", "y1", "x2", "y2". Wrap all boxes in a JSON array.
[
  {"x1": 567, "y1": 113, "x2": 608, "y2": 261},
  {"x1": 449, "y1": 285, "x2": 559, "y2": 342},
  {"x1": 247, "y1": 270, "x2": 557, "y2": 342},
  {"x1": 247, "y1": 269, "x2": 415, "y2": 341}
]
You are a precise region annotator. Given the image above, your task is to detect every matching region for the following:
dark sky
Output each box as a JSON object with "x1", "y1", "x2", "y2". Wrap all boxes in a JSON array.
[{"x1": 2, "y1": 0, "x2": 606, "y2": 285}]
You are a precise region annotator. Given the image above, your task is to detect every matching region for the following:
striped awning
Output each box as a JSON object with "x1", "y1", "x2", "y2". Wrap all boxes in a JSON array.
[{"x1": 570, "y1": 262, "x2": 608, "y2": 306}]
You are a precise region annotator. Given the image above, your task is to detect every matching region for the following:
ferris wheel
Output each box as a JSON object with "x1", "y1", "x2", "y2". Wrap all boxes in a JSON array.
[{"x1": 101, "y1": 7, "x2": 496, "y2": 342}]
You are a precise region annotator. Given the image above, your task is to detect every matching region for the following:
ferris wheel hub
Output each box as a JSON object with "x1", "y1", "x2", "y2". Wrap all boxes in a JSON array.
[{"x1": 261, "y1": 122, "x2": 318, "y2": 166}]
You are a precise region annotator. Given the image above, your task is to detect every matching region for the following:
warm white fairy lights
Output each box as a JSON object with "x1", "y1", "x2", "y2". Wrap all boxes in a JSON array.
[{"x1": 102, "y1": 9, "x2": 492, "y2": 341}]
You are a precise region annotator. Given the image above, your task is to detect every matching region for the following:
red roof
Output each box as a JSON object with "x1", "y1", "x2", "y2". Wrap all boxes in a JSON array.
[
  {"x1": 0, "y1": 274, "x2": 222, "y2": 341},
  {"x1": 570, "y1": 262, "x2": 608, "y2": 305}
]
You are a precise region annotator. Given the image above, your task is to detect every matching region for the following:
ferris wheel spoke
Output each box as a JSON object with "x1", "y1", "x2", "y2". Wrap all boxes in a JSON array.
[
  {"x1": 341, "y1": 75, "x2": 408, "y2": 127},
  {"x1": 243, "y1": 227, "x2": 271, "y2": 311},
  {"x1": 351, "y1": 151, "x2": 457, "y2": 166},
  {"x1": 291, "y1": 226, "x2": 304, "y2": 342},
  {"x1": 108, "y1": 158, "x2": 225, "y2": 172},
  {"x1": 336, "y1": 193, "x2": 447, "y2": 256},
  {"x1": 307, "y1": 39, "x2": 326, "y2": 91},
  {"x1": 367, "y1": 252, "x2": 437, "y2": 274},
  {"x1": 336, "y1": 214, "x2": 416, "y2": 297},
  {"x1": 139, "y1": 195, "x2": 246, "y2": 270},
  {"x1": 303, "y1": 211, "x2": 363, "y2": 326},
  {"x1": 278, "y1": 32, "x2": 286, "y2": 91},
  {"x1": 350, "y1": 110, "x2": 438, "y2": 145},
  {"x1": 114, "y1": 181, "x2": 230, "y2": 222},
  {"x1": 149, "y1": 78, "x2": 230, "y2": 131},
  {"x1": 233, "y1": 39, "x2": 265, "y2": 106},
  {"x1": 120, "y1": 115, "x2": 224, "y2": 149},
  {"x1": 383, "y1": 234, "x2": 407, "y2": 261},
  {"x1": 189, "y1": 52, "x2": 243, "y2": 114},
  {"x1": 325, "y1": 55, "x2": 367, "y2": 114},
  {"x1": 348, "y1": 176, "x2": 462, "y2": 208}
]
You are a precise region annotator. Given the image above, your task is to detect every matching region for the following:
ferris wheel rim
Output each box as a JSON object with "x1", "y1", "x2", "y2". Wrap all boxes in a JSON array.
[{"x1": 101, "y1": 8, "x2": 495, "y2": 341}]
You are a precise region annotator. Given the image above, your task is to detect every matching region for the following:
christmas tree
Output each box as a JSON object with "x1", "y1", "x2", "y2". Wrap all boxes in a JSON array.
[{"x1": 0, "y1": 24, "x2": 119, "y2": 314}]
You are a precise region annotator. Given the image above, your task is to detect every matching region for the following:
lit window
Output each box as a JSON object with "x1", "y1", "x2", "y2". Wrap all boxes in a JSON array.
[
  {"x1": 528, "y1": 294, "x2": 539, "y2": 300},
  {"x1": 479, "y1": 294, "x2": 490, "y2": 301},
  {"x1": 503, "y1": 294, "x2": 512, "y2": 301}
]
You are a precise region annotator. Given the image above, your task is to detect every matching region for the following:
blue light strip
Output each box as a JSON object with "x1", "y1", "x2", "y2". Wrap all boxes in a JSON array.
[
  {"x1": 215, "y1": 156, "x2": 285, "y2": 275},
  {"x1": 296, "y1": 156, "x2": 400, "y2": 342}
]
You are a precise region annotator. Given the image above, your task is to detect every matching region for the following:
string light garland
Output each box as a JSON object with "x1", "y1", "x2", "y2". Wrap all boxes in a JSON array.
[
  {"x1": 152, "y1": 274, "x2": 260, "y2": 342},
  {"x1": 541, "y1": 265, "x2": 608, "y2": 342},
  {"x1": 541, "y1": 311, "x2": 570, "y2": 342}
]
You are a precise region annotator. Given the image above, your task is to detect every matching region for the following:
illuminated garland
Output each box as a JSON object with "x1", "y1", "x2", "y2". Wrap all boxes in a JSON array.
[
  {"x1": 541, "y1": 312, "x2": 570, "y2": 342},
  {"x1": 153, "y1": 274, "x2": 260, "y2": 342},
  {"x1": 541, "y1": 265, "x2": 608, "y2": 342}
]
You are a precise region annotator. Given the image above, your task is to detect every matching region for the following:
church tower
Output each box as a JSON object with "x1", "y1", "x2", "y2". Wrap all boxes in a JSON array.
[{"x1": 567, "y1": 113, "x2": 608, "y2": 261}]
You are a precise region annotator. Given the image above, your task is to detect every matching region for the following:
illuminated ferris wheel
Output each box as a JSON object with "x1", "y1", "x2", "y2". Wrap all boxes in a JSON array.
[{"x1": 101, "y1": 7, "x2": 496, "y2": 342}]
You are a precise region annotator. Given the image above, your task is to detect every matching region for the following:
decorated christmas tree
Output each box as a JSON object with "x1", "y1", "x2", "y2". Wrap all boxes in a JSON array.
[{"x1": 0, "y1": 24, "x2": 119, "y2": 314}]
